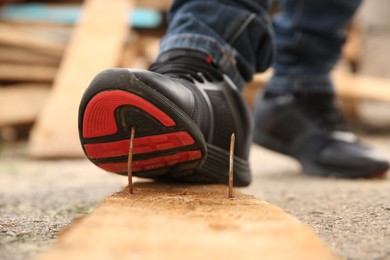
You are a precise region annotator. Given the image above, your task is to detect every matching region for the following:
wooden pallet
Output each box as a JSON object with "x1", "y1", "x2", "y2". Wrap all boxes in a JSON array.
[{"x1": 38, "y1": 183, "x2": 336, "y2": 260}]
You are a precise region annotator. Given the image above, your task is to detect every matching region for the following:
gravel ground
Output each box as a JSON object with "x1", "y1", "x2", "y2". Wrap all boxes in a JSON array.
[
  {"x1": 1, "y1": 130, "x2": 390, "y2": 260},
  {"x1": 0, "y1": 149, "x2": 127, "y2": 260},
  {"x1": 247, "y1": 135, "x2": 390, "y2": 260}
]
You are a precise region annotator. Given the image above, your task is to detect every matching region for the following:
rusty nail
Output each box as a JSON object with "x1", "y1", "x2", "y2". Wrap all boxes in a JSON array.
[
  {"x1": 228, "y1": 133, "x2": 235, "y2": 198},
  {"x1": 128, "y1": 127, "x2": 135, "y2": 194}
]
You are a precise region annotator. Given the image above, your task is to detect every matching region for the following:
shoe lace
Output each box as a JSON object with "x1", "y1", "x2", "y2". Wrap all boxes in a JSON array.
[
  {"x1": 149, "y1": 54, "x2": 223, "y2": 83},
  {"x1": 296, "y1": 93, "x2": 348, "y2": 131}
]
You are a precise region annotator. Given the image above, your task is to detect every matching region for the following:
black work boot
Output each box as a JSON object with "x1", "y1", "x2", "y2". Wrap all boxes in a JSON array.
[
  {"x1": 254, "y1": 91, "x2": 389, "y2": 178},
  {"x1": 78, "y1": 49, "x2": 253, "y2": 186}
]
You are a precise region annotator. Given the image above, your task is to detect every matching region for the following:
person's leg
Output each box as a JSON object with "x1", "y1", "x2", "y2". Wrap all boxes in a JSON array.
[
  {"x1": 159, "y1": 0, "x2": 274, "y2": 89},
  {"x1": 266, "y1": 0, "x2": 361, "y2": 94},
  {"x1": 78, "y1": 0, "x2": 274, "y2": 186},
  {"x1": 254, "y1": 0, "x2": 389, "y2": 178}
]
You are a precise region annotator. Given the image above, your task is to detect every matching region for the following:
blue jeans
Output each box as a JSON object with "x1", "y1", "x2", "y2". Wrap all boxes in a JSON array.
[{"x1": 159, "y1": 0, "x2": 362, "y2": 93}]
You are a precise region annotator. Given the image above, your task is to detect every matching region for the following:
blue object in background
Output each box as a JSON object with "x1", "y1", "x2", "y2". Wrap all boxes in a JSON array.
[
  {"x1": 0, "y1": 4, "x2": 163, "y2": 28},
  {"x1": 0, "y1": 4, "x2": 79, "y2": 24},
  {"x1": 131, "y1": 8, "x2": 163, "y2": 28}
]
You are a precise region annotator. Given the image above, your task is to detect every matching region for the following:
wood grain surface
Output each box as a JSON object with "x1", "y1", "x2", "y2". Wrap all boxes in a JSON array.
[{"x1": 39, "y1": 183, "x2": 337, "y2": 260}]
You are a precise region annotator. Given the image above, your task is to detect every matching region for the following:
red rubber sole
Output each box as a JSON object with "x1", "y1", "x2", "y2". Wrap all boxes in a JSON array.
[
  {"x1": 99, "y1": 150, "x2": 202, "y2": 172},
  {"x1": 83, "y1": 90, "x2": 176, "y2": 138},
  {"x1": 84, "y1": 131, "x2": 195, "y2": 159},
  {"x1": 367, "y1": 171, "x2": 387, "y2": 179},
  {"x1": 82, "y1": 90, "x2": 202, "y2": 173}
]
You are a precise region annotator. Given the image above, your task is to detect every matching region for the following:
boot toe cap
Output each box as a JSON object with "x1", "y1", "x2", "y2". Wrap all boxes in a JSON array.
[{"x1": 318, "y1": 142, "x2": 389, "y2": 178}]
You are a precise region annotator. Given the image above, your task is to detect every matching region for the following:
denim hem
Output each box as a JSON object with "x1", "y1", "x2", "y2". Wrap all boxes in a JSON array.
[
  {"x1": 159, "y1": 34, "x2": 245, "y2": 89},
  {"x1": 264, "y1": 74, "x2": 334, "y2": 94}
]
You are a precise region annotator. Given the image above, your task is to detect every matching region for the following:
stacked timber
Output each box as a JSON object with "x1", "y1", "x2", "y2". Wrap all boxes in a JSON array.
[
  {"x1": 0, "y1": 1, "x2": 76, "y2": 140},
  {"x1": 0, "y1": 0, "x2": 170, "y2": 145}
]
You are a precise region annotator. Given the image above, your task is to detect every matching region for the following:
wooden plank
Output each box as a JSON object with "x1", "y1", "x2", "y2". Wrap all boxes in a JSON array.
[
  {"x1": 243, "y1": 71, "x2": 272, "y2": 107},
  {"x1": 0, "y1": 64, "x2": 57, "y2": 82},
  {"x1": 121, "y1": 35, "x2": 160, "y2": 68},
  {"x1": 333, "y1": 70, "x2": 390, "y2": 101},
  {"x1": 0, "y1": 46, "x2": 61, "y2": 65},
  {"x1": 342, "y1": 22, "x2": 363, "y2": 72},
  {"x1": 27, "y1": 0, "x2": 130, "y2": 158},
  {"x1": 0, "y1": 23, "x2": 67, "y2": 57},
  {"x1": 0, "y1": 84, "x2": 51, "y2": 126},
  {"x1": 244, "y1": 69, "x2": 390, "y2": 106},
  {"x1": 134, "y1": 0, "x2": 172, "y2": 11},
  {"x1": 38, "y1": 183, "x2": 336, "y2": 260}
]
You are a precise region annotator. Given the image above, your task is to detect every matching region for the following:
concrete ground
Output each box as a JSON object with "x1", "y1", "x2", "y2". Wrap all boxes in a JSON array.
[
  {"x1": 247, "y1": 132, "x2": 390, "y2": 260},
  {"x1": 1, "y1": 126, "x2": 390, "y2": 260}
]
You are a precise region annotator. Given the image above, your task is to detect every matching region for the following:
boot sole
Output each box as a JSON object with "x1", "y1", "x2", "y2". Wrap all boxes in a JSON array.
[{"x1": 79, "y1": 73, "x2": 207, "y2": 179}]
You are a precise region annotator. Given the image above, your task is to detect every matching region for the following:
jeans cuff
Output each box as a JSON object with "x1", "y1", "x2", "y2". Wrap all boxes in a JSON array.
[
  {"x1": 264, "y1": 74, "x2": 335, "y2": 94},
  {"x1": 159, "y1": 33, "x2": 246, "y2": 89}
]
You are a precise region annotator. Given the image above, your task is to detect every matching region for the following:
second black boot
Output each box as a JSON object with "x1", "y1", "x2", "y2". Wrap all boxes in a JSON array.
[{"x1": 254, "y1": 91, "x2": 389, "y2": 178}]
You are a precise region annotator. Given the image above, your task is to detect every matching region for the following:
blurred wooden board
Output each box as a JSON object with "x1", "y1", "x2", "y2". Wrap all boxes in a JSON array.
[
  {"x1": 0, "y1": 84, "x2": 51, "y2": 127},
  {"x1": 134, "y1": 0, "x2": 172, "y2": 11},
  {"x1": 27, "y1": 0, "x2": 130, "y2": 158},
  {"x1": 333, "y1": 70, "x2": 390, "y2": 101},
  {"x1": 0, "y1": 23, "x2": 67, "y2": 57},
  {"x1": 342, "y1": 23, "x2": 363, "y2": 72},
  {"x1": 39, "y1": 183, "x2": 336, "y2": 260},
  {"x1": 0, "y1": 64, "x2": 57, "y2": 82},
  {"x1": 121, "y1": 35, "x2": 160, "y2": 68},
  {"x1": 244, "y1": 69, "x2": 390, "y2": 108},
  {"x1": 0, "y1": 46, "x2": 60, "y2": 66}
]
